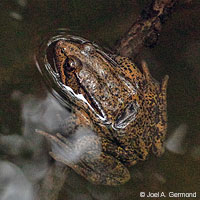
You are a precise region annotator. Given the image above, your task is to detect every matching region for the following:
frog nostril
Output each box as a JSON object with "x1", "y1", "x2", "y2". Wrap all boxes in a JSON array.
[
  {"x1": 84, "y1": 45, "x2": 91, "y2": 52},
  {"x1": 83, "y1": 43, "x2": 95, "y2": 53}
]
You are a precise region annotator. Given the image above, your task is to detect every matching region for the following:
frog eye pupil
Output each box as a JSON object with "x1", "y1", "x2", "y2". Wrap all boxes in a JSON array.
[{"x1": 61, "y1": 48, "x2": 65, "y2": 54}]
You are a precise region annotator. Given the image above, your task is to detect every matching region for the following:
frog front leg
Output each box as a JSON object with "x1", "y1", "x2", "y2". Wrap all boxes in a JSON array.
[
  {"x1": 38, "y1": 130, "x2": 130, "y2": 186},
  {"x1": 56, "y1": 108, "x2": 92, "y2": 136},
  {"x1": 56, "y1": 113, "x2": 78, "y2": 136}
]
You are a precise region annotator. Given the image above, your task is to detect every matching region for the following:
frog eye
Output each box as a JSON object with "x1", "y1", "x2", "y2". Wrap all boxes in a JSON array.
[
  {"x1": 63, "y1": 57, "x2": 76, "y2": 72},
  {"x1": 63, "y1": 56, "x2": 82, "y2": 73},
  {"x1": 61, "y1": 48, "x2": 66, "y2": 54}
]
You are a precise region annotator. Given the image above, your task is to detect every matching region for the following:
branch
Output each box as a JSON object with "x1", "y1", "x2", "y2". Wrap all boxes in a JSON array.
[{"x1": 115, "y1": 0, "x2": 179, "y2": 58}]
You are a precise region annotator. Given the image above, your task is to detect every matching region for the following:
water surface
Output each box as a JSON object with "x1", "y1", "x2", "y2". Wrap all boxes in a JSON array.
[{"x1": 0, "y1": 1, "x2": 200, "y2": 199}]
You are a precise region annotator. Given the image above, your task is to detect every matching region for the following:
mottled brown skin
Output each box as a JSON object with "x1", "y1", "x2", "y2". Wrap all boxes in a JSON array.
[{"x1": 42, "y1": 36, "x2": 168, "y2": 186}]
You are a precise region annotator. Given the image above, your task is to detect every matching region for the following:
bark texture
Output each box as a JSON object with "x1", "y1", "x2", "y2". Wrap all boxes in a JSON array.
[{"x1": 115, "y1": 0, "x2": 179, "y2": 58}]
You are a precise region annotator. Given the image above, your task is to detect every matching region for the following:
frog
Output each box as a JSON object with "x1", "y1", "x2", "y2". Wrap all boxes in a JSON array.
[{"x1": 38, "y1": 35, "x2": 168, "y2": 186}]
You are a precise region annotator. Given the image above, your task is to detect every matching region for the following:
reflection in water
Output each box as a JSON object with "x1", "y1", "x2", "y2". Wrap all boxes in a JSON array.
[
  {"x1": 191, "y1": 146, "x2": 200, "y2": 161},
  {"x1": 9, "y1": 12, "x2": 23, "y2": 21},
  {"x1": 9, "y1": 0, "x2": 27, "y2": 21},
  {"x1": 165, "y1": 124, "x2": 188, "y2": 154},
  {"x1": 153, "y1": 172, "x2": 166, "y2": 185},
  {"x1": 21, "y1": 92, "x2": 70, "y2": 134},
  {"x1": 0, "y1": 161, "x2": 33, "y2": 200},
  {"x1": 1, "y1": 91, "x2": 75, "y2": 199},
  {"x1": 0, "y1": 134, "x2": 27, "y2": 156},
  {"x1": 16, "y1": 0, "x2": 27, "y2": 7}
]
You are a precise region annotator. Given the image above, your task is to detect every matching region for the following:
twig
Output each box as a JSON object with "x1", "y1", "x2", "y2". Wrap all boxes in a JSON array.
[{"x1": 115, "y1": 0, "x2": 179, "y2": 58}]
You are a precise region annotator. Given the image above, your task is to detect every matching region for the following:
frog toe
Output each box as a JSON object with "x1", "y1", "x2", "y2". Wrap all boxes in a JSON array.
[{"x1": 75, "y1": 152, "x2": 131, "y2": 186}]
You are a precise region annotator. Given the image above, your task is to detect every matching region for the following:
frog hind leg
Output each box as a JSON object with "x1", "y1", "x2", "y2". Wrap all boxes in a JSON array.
[
  {"x1": 142, "y1": 61, "x2": 169, "y2": 156},
  {"x1": 76, "y1": 151, "x2": 130, "y2": 186},
  {"x1": 152, "y1": 75, "x2": 169, "y2": 156},
  {"x1": 38, "y1": 130, "x2": 130, "y2": 186}
]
